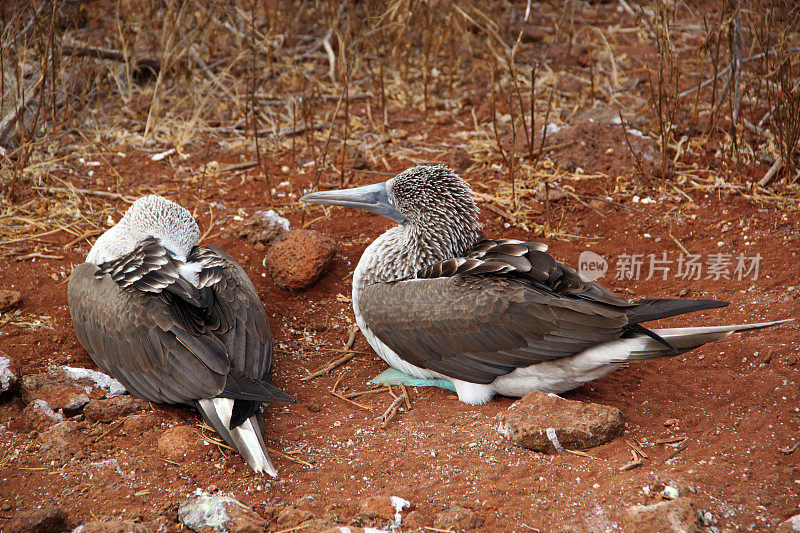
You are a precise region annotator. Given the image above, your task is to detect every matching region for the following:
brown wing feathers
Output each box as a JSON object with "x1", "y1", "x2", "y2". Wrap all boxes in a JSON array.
[
  {"x1": 361, "y1": 238, "x2": 728, "y2": 383},
  {"x1": 68, "y1": 241, "x2": 294, "y2": 423}
]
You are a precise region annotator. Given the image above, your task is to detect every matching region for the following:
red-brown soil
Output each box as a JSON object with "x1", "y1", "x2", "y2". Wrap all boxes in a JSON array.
[{"x1": 0, "y1": 140, "x2": 798, "y2": 531}]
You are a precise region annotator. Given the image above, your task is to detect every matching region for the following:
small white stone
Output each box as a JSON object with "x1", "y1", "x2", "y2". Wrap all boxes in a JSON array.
[{"x1": 660, "y1": 485, "x2": 679, "y2": 500}]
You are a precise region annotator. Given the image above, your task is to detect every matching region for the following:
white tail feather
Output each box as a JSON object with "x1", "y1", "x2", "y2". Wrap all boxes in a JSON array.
[
  {"x1": 492, "y1": 319, "x2": 792, "y2": 396},
  {"x1": 197, "y1": 398, "x2": 277, "y2": 476}
]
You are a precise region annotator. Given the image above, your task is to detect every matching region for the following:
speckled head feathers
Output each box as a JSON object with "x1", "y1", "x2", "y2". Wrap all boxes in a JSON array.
[
  {"x1": 387, "y1": 165, "x2": 478, "y2": 229},
  {"x1": 85, "y1": 195, "x2": 199, "y2": 265}
]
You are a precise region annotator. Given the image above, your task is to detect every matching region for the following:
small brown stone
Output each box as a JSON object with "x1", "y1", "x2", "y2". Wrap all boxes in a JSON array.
[
  {"x1": 0, "y1": 289, "x2": 22, "y2": 313},
  {"x1": 496, "y1": 391, "x2": 624, "y2": 452},
  {"x1": 404, "y1": 510, "x2": 429, "y2": 529},
  {"x1": 276, "y1": 506, "x2": 315, "y2": 528},
  {"x1": 226, "y1": 503, "x2": 268, "y2": 533},
  {"x1": 157, "y1": 425, "x2": 200, "y2": 461},
  {"x1": 76, "y1": 520, "x2": 153, "y2": 533},
  {"x1": 357, "y1": 496, "x2": 398, "y2": 519},
  {"x1": 84, "y1": 395, "x2": 149, "y2": 423},
  {"x1": 5, "y1": 507, "x2": 69, "y2": 533},
  {"x1": 21, "y1": 371, "x2": 89, "y2": 414},
  {"x1": 16, "y1": 399, "x2": 65, "y2": 432},
  {"x1": 624, "y1": 498, "x2": 699, "y2": 533},
  {"x1": 36, "y1": 420, "x2": 88, "y2": 465},
  {"x1": 234, "y1": 211, "x2": 289, "y2": 245},
  {"x1": 433, "y1": 505, "x2": 484, "y2": 531},
  {"x1": 264, "y1": 229, "x2": 337, "y2": 291},
  {"x1": 123, "y1": 412, "x2": 161, "y2": 435}
]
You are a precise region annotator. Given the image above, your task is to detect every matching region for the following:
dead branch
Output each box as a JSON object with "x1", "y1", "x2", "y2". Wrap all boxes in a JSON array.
[
  {"x1": 0, "y1": 74, "x2": 43, "y2": 141},
  {"x1": 61, "y1": 44, "x2": 161, "y2": 77},
  {"x1": 35, "y1": 186, "x2": 137, "y2": 203},
  {"x1": 300, "y1": 327, "x2": 359, "y2": 381},
  {"x1": 678, "y1": 47, "x2": 800, "y2": 99},
  {"x1": 757, "y1": 157, "x2": 782, "y2": 188}
]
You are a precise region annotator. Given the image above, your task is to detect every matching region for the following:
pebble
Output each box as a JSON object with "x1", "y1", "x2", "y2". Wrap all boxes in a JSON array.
[
  {"x1": 0, "y1": 353, "x2": 19, "y2": 394},
  {"x1": 264, "y1": 229, "x2": 337, "y2": 291},
  {"x1": 496, "y1": 391, "x2": 624, "y2": 452},
  {"x1": 178, "y1": 491, "x2": 267, "y2": 533},
  {"x1": 433, "y1": 504, "x2": 484, "y2": 531},
  {"x1": 5, "y1": 506, "x2": 69, "y2": 533},
  {"x1": 0, "y1": 289, "x2": 22, "y2": 313},
  {"x1": 84, "y1": 395, "x2": 149, "y2": 423},
  {"x1": 624, "y1": 498, "x2": 699, "y2": 533}
]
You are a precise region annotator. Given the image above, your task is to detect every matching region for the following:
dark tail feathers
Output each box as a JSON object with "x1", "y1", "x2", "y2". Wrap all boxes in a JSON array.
[{"x1": 626, "y1": 298, "x2": 728, "y2": 325}]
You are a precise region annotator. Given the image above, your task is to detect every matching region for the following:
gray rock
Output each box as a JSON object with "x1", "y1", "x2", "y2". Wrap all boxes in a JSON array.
[
  {"x1": 234, "y1": 210, "x2": 290, "y2": 245},
  {"x1": 265, "y1": 229, "x2": 337, "y2": 291},
  {"x1": 178, "y1": 492, "x2": 267, "y2": 533},
  {"x1": 6, "y1": 507, "x2": 70, "y2": 533},
  {"x1": 776, "y1": 514, "x2": 800, "y2": 533},
  {"x1": 624, "y1": 497, "x2": 699, "y2": 533},
  {"x1": 496, "y1": 391, "x2": 624, "y2": 452}
]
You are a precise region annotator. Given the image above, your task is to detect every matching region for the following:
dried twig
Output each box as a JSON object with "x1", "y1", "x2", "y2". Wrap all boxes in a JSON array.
[
  {"x1": 61, "y1": 44, "x2": 162, "y2": 76},
  {"x1": 377, "y1": 395, "x2": 404, "y2": 427},
  {"x1": 619, "y1": 448, "x2": 642, "y2": 471},
  {"x1": 664, "y1": 429, "x2": 712, "y2": 462},
  {"x1": 300, "y1": 327, "x2": 359, "y2": 381},
  {"x1": 626, "y1": 439, "x2": 649, "y2": 459},
  {"x1": 757, "y1": 157, "x2": 783, "y2": 188},
  {"x1": 564, "y1": 449, "x2": 600, "y2": 460},
  {"x1": 330, "y1": 390, "x2": 372, "y2": 411},
  {"x1": 343, "y1": 386, "x2": 389, "y2": 399},
  {"x1": 0, "y1": 74, "x2": 43, "y2": 141},
  {"x1": 36, "y1": 186, "x2": 137, "y2": 203},
  {"x1": 266, "y1": 446, "x2": 313, "y2": 468},
  {"x1": 678, "y1": 47, "x2": 800, "y2": 99}
]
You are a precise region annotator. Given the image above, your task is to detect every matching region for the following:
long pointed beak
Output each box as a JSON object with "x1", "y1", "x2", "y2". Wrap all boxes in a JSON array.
[{"x1": 301, "y1": 181, "x2": 407, "y2": 223}]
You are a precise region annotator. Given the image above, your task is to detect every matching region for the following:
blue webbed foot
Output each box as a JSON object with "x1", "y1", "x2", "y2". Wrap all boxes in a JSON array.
[{"x1": 371, "y1": 368, "x2": 456, "y2": 392}]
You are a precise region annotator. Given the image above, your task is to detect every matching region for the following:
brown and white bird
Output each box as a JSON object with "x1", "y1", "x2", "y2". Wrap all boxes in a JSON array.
[
  {"x1": 302, "y1": 165, "x2": 789, "y2": 405},
  {"x1": 67, "y1": 195, "x2": 294, "y2": 475}
]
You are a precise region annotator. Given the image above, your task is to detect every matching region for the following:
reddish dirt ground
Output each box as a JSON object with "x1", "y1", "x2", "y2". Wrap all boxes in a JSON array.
[{"x1": 0, "y1": 130, "x2": 798, "y2": 531}]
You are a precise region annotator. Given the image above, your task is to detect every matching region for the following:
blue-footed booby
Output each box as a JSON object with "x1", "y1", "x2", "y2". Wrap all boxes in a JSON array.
[
  {"x1": 302, "y1": 165, "x2": 789, "y2": 405},
  {"x1": 67, "y1": 195, "x2": 295, "y2": 474}
]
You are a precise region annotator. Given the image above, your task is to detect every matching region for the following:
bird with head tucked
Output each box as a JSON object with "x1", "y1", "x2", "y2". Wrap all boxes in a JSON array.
[{"x1": 67, "y1": 195, "x2": 294, "y2": 474}]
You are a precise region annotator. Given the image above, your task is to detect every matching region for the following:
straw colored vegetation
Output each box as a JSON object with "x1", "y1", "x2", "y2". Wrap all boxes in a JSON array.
[{"x1": 1, "y1": 0, "x2": 798, "y2": 252}]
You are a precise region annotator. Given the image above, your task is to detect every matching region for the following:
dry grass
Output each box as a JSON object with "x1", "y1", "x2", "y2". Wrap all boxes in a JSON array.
[{"x1": 0, "y1": 0, "x2": 798, "y2": 254}]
